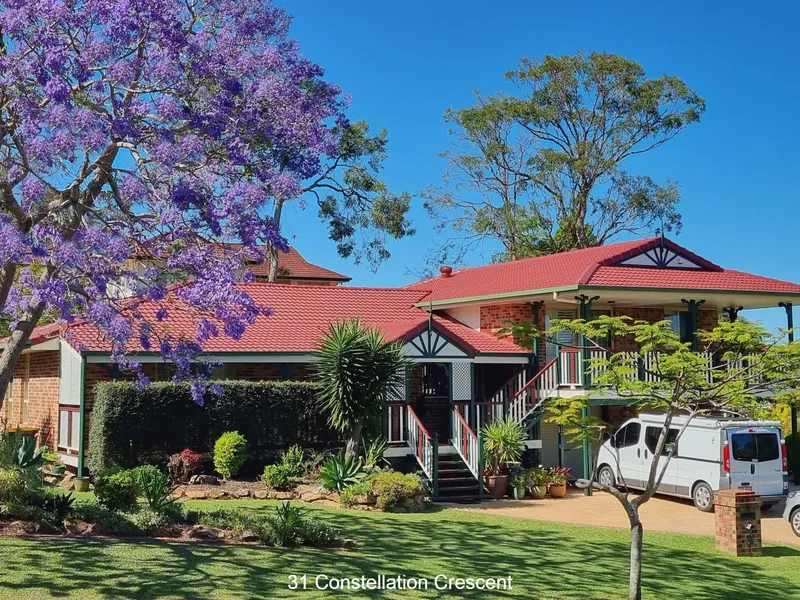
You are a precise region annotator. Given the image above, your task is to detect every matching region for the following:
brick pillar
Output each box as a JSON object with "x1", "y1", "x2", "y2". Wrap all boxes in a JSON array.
[{"x1": 714, "y1": 489, "x2": 762, "y2": 556}]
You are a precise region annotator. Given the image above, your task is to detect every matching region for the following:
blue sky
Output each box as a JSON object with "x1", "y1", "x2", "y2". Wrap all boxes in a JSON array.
[{"x1": 275, "y1": 0, "x2": 799, "y2": 332}]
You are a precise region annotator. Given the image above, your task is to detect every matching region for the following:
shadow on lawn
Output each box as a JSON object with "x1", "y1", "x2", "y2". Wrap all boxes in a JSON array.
[{"x1": 0, "y1": 506, "x2": 798, "y2": 599}]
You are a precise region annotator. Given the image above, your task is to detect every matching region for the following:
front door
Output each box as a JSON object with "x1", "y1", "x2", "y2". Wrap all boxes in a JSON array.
[
  {"x1": 728, "y1": 427, "x2": 784, "y2": 496},
  {"x1": 413, "y1": 363, "x2": 450, "y2": 443}
]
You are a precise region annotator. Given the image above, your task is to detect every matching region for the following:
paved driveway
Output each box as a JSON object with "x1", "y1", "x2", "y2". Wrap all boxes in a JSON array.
[{"x1": 445, "y1": 489, "x2": 800, "y2": 546}]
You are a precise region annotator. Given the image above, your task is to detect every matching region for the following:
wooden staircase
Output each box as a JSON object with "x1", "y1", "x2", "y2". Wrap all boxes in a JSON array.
[{"x1": 436, "y1": 452, "x2": 481, "y2": 503}]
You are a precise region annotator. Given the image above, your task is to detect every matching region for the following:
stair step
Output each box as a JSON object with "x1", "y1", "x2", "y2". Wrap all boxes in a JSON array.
[
  {"x1": 437, "y1": 495, "x2": 481, "y2": 504},
  {"x1": 437, "y1": 485, "x2": 480, "y2": 494}
]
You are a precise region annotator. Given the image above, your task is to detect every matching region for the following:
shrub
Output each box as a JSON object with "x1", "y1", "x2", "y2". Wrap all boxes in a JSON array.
[
  {"x1": 214, "y1": 432, "x2": 247, "y2": 480},
  {"x1": 128, "y1": 507, "x2": 177, "y2": 535},
  {"x1": 279, "y1": 444, "x2": 306, "y2": 477},
  {"x1": 88, "y1": 381, "x2": 341, "y2": 474},
  {"x1": 167, "y1": 449, "x2": 205, "y2": 483},
  {"x1": 297, "y1": 518, "x2": 338, "y2": 547},
  {"x1": 94, "y1": 468, "x2": 139, "y2": 512},
  {"x1": 43, "y1": 492, "x2": 76, "y2": 521},
  {"x1": 369, "y1": 471, "x2": 423, "y2": 511},
  {"x1": 0, "y1": 467, "x2": 25, "y2": 504},
  {"x1": 338, "y1": 481, "x2": 372, "y2": 507},
  {"x1": 261, "y1": 464, "x2": 291, "y2": 490},
  {"x1": 132, "y1": 466, "x2": 174, "y2": 513},
  {"x1": 70, "y1": 504, "x2": 139, "y2": 536},
  {"x1": 268, "y1": 501, "x2": 305, "y2": 547},
  {"x1": 361, "y1": 437, "x2": 388, "y2": 472},
  {"x1": 319, "y1": 453, "x2": 366, "y2": 491}
]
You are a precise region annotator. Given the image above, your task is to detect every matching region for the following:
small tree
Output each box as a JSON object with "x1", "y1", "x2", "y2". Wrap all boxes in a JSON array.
[
  {"x1": 545, "y1": 316, "x2": 800, "y2": 600},
  {"x1": 314, "y1": 320, "x2": 411, "y2": 458}
]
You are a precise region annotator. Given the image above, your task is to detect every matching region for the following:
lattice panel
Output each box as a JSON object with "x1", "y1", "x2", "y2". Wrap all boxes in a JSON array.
[{"x1": 451, "y1": 362, "x2": 472, "y2": 401}]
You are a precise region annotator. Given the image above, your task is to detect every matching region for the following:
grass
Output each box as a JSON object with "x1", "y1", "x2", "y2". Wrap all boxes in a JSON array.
[{"x1": 0, "y1": 498, "x2": 798, "y2": 599}]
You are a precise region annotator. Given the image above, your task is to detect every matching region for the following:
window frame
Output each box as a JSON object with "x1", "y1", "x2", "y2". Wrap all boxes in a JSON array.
[
  {"x1": 644, "y1": 426, "x2": 679, "y2": 456},
  {"x1": 57, "y1": 405, "x2": 80, "y2": 453},
  {"x1": 613, "y1": 422, "x2": 642, "y2": 448}
]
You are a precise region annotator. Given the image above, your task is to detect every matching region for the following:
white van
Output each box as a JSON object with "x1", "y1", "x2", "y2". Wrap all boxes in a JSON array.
[{"x1": 595, "y1": 414, "x2": 789, "y2": 512}]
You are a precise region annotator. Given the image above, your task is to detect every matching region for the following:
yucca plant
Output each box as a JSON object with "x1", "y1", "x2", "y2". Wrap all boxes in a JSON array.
[
  {"x1": 481, "y1": 417, "x2": 525, "y2": 476},
  {"x1": 361, "y1": 436, "x2": 389, "y2": 472},
  {"x1": 314, "y1": 319, "x2": 411, "y2": 457}
]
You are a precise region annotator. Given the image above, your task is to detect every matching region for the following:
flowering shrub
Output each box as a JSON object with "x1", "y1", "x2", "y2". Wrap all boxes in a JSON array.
[{"x1": 167, "y1": 449, "x2": 205, "y2": 483}]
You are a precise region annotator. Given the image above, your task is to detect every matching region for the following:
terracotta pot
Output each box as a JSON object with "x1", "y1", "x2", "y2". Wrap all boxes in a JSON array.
[
  {"x1": 549, "y1": 483, "x2": 567, "y2": 498},
  {"x1": 529, "y1": 485, "x2": 547, "y2": 499},
  {"x1": 484, "y1": 475, "x2": 508, "y2": 500}
]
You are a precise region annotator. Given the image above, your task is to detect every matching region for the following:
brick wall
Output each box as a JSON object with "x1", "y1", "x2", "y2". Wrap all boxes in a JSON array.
[
  {"x1": 480, "y1": 303, "x2": 545, "y2": 366},
  {"x1": 698, "y1": 309, "x2": 719, "y2": 332},
  {"x1": 612, "y1": 307, "x2": 666, "y2": 352},
  {"x1": 0, "y1": 351, "x2": 61, "y2": 447},
  {"x1": 714, "y1": 489, "x2": 762, "y2": 556}
]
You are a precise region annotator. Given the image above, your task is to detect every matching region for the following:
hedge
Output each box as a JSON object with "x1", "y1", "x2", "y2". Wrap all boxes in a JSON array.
[{"x1": 88, "y1": 381, "x2": 342, "y2": 474}]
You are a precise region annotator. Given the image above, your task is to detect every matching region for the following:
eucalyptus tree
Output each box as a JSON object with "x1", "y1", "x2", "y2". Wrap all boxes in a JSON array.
[{"x1": 424, "y1": 52, "x2": 704, "y2": 266}]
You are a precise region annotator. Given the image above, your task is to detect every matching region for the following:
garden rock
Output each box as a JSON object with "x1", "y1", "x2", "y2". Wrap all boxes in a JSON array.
[
  {"x1": 233, "y1": 489, "x2": 251, "y2": 498},
  {"x1": 36, "y1": 520, "x2": 64, "y2": 535},
  {"x1": 8, "y1": 521, "x2": 37, "y2": 535},
  {"x1": 189, "y1": 475, "x2": 219, "y2": 485},
  {"x1": 339, "y1": 539, "x2": 358, "y2": 550},
  {"x1": 65, "y1": 519, "x2": 92, "y2": 535},
  {"x1": 184, "y1": 525, "x2": 222, "y2": 540},
  {"x1": 253, "y1": 490, "x2": 269, "y2": 500},
  {"x1": 84, "y1": 522, "x2": 113, "y2": 537},
  {"x1": 300, "y1": 490, "x2": 326, "y2": 503},
  {"x1": 239, "y1": 530, "x2": 260, "y2": 543},
  {"x1": 59, "y1": 472, "x2": 76, "y2": 490},
  {"x1": 184, "y1": 489, "x2": 209, "y2": 500}
]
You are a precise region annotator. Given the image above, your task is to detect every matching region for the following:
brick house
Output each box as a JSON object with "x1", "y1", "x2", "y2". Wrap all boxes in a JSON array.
[{"x1": 3, "y1": 237, "x2": 800, "y2": 501}]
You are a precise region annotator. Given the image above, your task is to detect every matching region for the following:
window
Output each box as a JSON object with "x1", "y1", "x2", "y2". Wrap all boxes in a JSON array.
[
  {"x1": 58, "y1": 406, "x2": 80, "y2": 452},
  {"x1": 665, "y1": 311, "x2": 692, "y2": 344},
  {"x1": 613, "y1": 423, "x2": 641, "y2": 448},
  {"x1": 645, "y1": 426, "x2": 679, "y2": 455},
  {"x1": 589, "y1": 309, "x2": 612, "y2": 350},
  {"x1": 4, "y1": 378, "x2": 14, "y2": 423},
  {"x1": 731, "y1": 432, "x2": 779, "y2": 462},
  {"x1": 22, "y1": 356, "x2": 30, "y2": 424}
]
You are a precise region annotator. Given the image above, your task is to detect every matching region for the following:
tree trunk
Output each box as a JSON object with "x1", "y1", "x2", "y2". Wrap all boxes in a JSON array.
[
  {"x1": 629, "y1": 518, "x2": 644, "y2": 600},
  {"x1": 0, "y1": 303, "x2": 45, "y2": 400},
  {"x1": 345, "y1": 421, "x2": 363, "y2": 459},
  {"x1": 267, "y1": 199, "x2": 285, "y2": 282}
]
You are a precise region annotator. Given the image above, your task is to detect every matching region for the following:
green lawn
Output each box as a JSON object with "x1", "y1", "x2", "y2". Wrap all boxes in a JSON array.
[{"x1": 0, "y1": 499, "x2": 798, "y2": 599}]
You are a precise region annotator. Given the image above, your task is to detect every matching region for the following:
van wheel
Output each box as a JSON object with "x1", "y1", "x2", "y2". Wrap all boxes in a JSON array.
[
  {"x1": 598, "y1": 466, "x2": 615, "y2": 488},
  {"x1": 692, "y1": 482, "x2": 714, "y2": 512},
  {"x1": 791, "y1": 509, "x2": 800, "y2": 537}
]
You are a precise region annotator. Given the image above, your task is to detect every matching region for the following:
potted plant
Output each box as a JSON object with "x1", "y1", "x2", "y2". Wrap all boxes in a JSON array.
[
  {"x1": 40, "y1": 447, "x2": 66, "y2": 474},
  {"x1": 547, "y1": 466, "x2": 570, "y2": 498},
  {"x1": 528, "y1": 467, "x2": 549, "y2": 499},
  {"x1": 509, "y1": 466, "x2": 529, "y2": 500},
  {"x1": 481, "y1": 418, "x2": 525, "y2": 500}
]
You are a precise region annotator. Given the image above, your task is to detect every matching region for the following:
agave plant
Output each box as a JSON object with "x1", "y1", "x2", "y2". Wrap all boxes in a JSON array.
[
  {"x1": 319, "y1": 453, "x2": 366, "y2": 491},
  {"x1": 314, "y1": 319, "x2": 412, "y2": 457}
]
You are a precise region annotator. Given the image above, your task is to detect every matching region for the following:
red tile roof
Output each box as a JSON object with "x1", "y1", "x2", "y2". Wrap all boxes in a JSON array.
[
  {"x1": 248, "y1": 246, "x2": 350, "y2": 282},
  {"x1": 28, "y1": 284, "x2": 526, "y2": 356},
  {"x1": 406, "y1": 237, "x2": 800, "y2": 302}
]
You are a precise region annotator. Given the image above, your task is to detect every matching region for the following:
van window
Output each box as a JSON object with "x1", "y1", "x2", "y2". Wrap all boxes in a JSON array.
[
  {"x1": 731, "y1": 433, "x2": 780, "y2": 462},
  {"x1": 613, "y1": 423, "x2": 641, "y2": 448},
  {"x1": 644, "y1": 426, "x2": 679, "y2": 455}
]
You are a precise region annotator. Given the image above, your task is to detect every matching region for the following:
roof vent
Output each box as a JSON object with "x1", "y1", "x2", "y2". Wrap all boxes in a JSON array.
[{"x1": 440, "y1": 266, "x2": 453, "y2": 278}]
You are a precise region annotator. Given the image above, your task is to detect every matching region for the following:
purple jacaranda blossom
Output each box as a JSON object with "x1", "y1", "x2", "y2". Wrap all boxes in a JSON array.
[{"x1": 0, "y1": 0, "x2": 406, "y2": 402}]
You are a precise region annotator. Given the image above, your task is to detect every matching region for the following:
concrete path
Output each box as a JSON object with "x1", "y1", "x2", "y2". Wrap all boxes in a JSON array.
[{"x1": 444, "y1": 489, "x2": 800, "y2": 546}]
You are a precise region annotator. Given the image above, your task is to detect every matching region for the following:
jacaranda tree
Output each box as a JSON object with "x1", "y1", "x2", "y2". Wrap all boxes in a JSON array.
[{"x1": 0, "y1": 0, "x2": 411, "y2": 400}]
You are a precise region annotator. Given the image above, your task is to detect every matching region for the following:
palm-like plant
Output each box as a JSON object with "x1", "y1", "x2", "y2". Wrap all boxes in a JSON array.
[
  {"x1": 482, "y1": 417, "x2": 525, "y2": 475},
  {"x1": 314, "y1": 319, "x2": 411, "y2": 457}
]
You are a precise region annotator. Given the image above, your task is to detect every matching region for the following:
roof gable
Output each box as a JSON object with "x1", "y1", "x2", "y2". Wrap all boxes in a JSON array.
[{"x1": 598, "y1": 237, "x2": 721, "y2": 271}]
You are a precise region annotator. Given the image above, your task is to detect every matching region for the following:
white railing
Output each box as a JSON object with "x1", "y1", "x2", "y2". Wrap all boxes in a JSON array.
[
  {"x1": 386, "y1": 403, "x2": 407, "y2": 443},
  {"x1": 406, "y1": 405, "x2": 435, "y2": 480},
  {"x1": 475, "y1": 401, "x2": 504, "y2": 433},
  {"x1": 451, "y1": 407, "x2": 480, "y2": 479},
  {"x1": 507, "y1": 355, "x2": 560, "y2": 426},
  {"x1": 558, "y1": 348, "x2": 583, "y2": 386}
]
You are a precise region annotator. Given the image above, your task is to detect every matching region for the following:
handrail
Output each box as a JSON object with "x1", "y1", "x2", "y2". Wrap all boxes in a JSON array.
[
  {"x1": 451, "y1": 407, "x2": 480, "y2": 479},
  {"x1": 406, "y1": 405, "x2": 438, "y2": 495}
]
